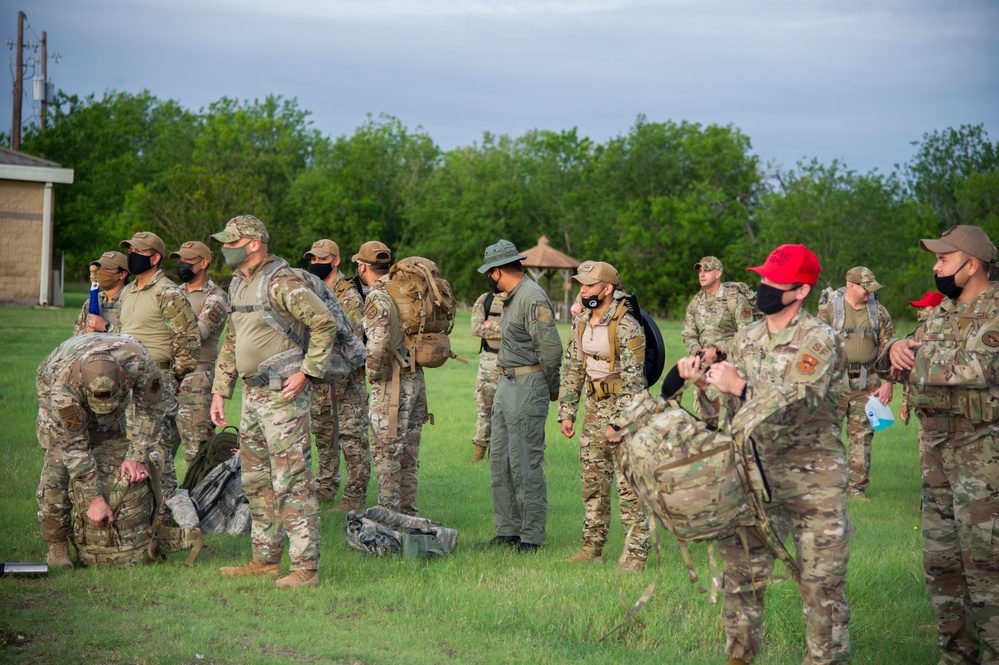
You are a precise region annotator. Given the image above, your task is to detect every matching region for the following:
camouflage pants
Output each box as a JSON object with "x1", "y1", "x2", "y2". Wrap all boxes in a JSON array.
[
  {"x1": 837, "y1": 381, "x2": 877, "y2": 495},
  {"x1": 177, "y1": 368, "x2": 215, "y2": 468},
  {"x1": 239, "y1": 383, "x2": 320, "y2": 571},
  {"x1": 719, "y1": 482, "x2": 853, "y2": 664},
  {"x1": 369, "y1": 368, "x2": 427, "y2": 516},
  {"x1": 577, "y1": 393, "x2": 649, "y2": 562},
  {"x1": 473, "y1": 351, "x2": 500, "y2": 447},
  {"x1": 132, "y1": 372, "x2": 181, "y2": 493},
  {"x1": 490, "y1": 371, "x2": 549, "y2": 546},
  {"x1": 919, "y1": 428, "x2": 999, "y2": 665},
  {"x1": 311, "y1": 371, "x2": 371, "y2": 506}
]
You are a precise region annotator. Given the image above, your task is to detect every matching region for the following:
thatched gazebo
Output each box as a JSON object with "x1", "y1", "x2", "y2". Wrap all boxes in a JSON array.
[{"x1": 521, "y1": 235, "x2": 579, "y2": 321}]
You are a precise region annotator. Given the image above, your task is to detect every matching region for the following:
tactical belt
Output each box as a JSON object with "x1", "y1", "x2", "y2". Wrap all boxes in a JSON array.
[
  {"x1": 921, "y1": 415, "x2": 985, "y2": 434},
  {"x1": 586, "y1": 377, "x2": 622, "y2": 400},
  {"x1": 501, "y1": 363, "x2": 542, "y2": 378},
  {"x1": 243, "y1": 374, "x2": 269, "y2": 388},
  {"x1": 155, "y1": 360, "x2": 173, "y2": 371}
]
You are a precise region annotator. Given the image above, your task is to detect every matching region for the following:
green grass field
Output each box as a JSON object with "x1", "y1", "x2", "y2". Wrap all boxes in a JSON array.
[{"x1": 0, "y1": 294, "x2": 936, "y2": 664}]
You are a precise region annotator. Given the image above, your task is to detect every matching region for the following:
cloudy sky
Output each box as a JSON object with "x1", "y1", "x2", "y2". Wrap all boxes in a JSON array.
[{"x1": 4, "y1": 0, "x2": 997, "y2": 174}]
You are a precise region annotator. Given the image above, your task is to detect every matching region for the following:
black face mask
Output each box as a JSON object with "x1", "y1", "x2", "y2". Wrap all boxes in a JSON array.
[
  {"x1": 756, "y1": 282, "x2": 794, "y2": 315},
  {"x1": 935, "y1": 260, "x2": 969, "y2": 300},
  {"x1": 127, "y1": 253, "x2": 154, "y2": 275},
  {"x1": 487, "y1": 273, "x2": 500, "y2": 293},
  {"x1": 582, "y1": 294, "x2": 602, "y2": 310},
  {"x1": 310, "y1": 263, "x2": 334, "y2": 280},
  {"x1": 176, "y1": 262, "x2": 199, "y2": 283}
]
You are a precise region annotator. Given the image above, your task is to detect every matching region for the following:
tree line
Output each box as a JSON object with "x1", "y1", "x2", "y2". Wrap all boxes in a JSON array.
[{"x1": 12, "y1": 90, "x2": 999, "y2": 318}]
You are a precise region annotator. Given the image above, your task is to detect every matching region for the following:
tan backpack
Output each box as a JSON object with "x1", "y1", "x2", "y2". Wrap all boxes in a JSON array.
[{"x1": 386, "y1": 257, "x2": 464, "y2": 370}]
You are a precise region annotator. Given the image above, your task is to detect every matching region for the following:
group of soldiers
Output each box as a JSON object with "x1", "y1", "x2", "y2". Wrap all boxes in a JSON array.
[{"x1": 35, "y1": 218, "x2": 999, "y2": 664}]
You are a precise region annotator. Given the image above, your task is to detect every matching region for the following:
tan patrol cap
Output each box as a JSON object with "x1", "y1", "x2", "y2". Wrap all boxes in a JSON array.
[
  {"x1": 120, "y1": 231, "x2": 166, "y2": 258},
  {"x1": 351, "y1": 241, "x2": 392, "y2": 266},
  {"x1": 695, "y1": 256, "x2": 723, "y2": 272},
  {"x1": 571, "y1": 260, "x2": 620, "y2": 286},
  {"x1": 169, "y1": 241, "x2": 212, "y2": 262},
  {"x1": 80, "y1": 353, "x2": 123, "y2": 415},
  {"x1": 90, "y1": 251, "x2": 128, "y2": 272},
  {"x1": 920, "y1": 224, "x2": 997, "y2": 265},
  {"x1": 845, "y1": 266, "x2": 881, "y2": 292},
  {"x1": 210, "y1": 215, "x2": 270, "y2": 244},
  {"x1": 304, "y1": 239, "x2": 340, "y2": 260}
]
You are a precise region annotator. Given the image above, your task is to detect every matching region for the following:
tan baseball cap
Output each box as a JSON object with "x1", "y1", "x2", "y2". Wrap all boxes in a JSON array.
[
  {"x1": 695, "y1": 256, "x2": 723, "y2": 272},
  {"x1": 845, "y1": 266, "x2": 881, "y2": 292},
  {"x1": 920, "y1": 225, "x2": 997, "y2": 265},
  {"x1": 571, "y1": 261, "x2": 620, "y2": 286},
  {"x1": 80, "y1": 353, "x2": 123, "y2": 415},
  {"x1": 351, "y1": 241, "x2": 392, "y2": 266},
  {"x1": 304, "y1": 239, "x2": 340, "y2": 260},
  {"x1": 120, "y1": 231, "x2": 166, "y2": 257},
  {"x1": 90, "y1": 251, "x2": 128, "y2": 271},
  {"x1": 169, "y1": 241, "x2": 212, "y2": 262},
  {"x1": 210, "y1": 215, "x2": 270, "y2": 244}
]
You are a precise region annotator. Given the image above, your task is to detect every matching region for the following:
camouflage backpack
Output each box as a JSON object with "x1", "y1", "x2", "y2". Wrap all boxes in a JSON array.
[
  {"x1": 345, "y1": 505, "x2": 458, "y2": 558},
  {"x1": 723, "y1": 281, "x2": 763, "y2": 322},
  {"x1": 188, "y1": 452, "x2": 251, "y2": 536},
  {"x1": 228, "y1": 257, "x2": 366, "y2": 383},
  {"x1": 69, "y1": 438, "x2": 203, "y2": 567},
  {"x1": 386, "y1": 257, "x2": 465, "y2": 370},
  {"x1": 180, "y1": 426, "x2": 239, "y2": 492}
]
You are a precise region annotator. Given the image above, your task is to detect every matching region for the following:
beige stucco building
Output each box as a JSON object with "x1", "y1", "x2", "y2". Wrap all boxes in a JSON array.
[{"x1": 0, "y1": 147, "x2": 74, "y2": 306}]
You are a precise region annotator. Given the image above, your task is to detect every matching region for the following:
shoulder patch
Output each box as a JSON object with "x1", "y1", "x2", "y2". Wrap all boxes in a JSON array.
[
  {"x1": 207, "y1": 308, "x2": 223, "y2": 324},
  {"x1": 983, "y1": 331, "x2": 999, "y2": 347},
  {"x1": 365, "y1": 303, "x2": 378, "y2": 320},
  {"x1": 530, "y1": 302, "x2": 553, "y2": 324},
  {"x1": 57, "y1": 404, "x2": 87, "y2": 433}
]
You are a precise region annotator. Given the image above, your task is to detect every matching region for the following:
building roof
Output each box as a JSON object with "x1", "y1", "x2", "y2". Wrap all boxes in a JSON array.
[
  {"x1": 521, "y1": 235, "x2": 579, "y2": 270},
  {"x1": 0, "y1": 146, "x2": 73, "y2": 184}
]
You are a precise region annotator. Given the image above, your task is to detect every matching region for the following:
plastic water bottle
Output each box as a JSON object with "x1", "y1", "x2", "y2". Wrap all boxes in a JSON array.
[{"x1": 865, "y1": 394, "x2": 895, "y2": 431}]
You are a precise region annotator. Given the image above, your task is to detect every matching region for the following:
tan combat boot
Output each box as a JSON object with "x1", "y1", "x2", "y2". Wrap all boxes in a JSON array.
[
  {"x1": 566, "y1": 548, "x2": 602, "y2": 563},
  {"x1": 46, "y1": 541, "x2": 73, "y2": 569},
  {"x1": 726, "y1": 659, "x2": 749, "y2": 665},
  {"x1": 619, "y1": 557, "x2": 647, "y2": 572},
  {"x1": 219, "y1": 559, "x2": 281, "y2": 577},
  {"x1": 275, "y1": 569, "x2": 319, "y2": 589},
  {"x1": 467, "y1": 444, "x2": 487, "y2": 464}
]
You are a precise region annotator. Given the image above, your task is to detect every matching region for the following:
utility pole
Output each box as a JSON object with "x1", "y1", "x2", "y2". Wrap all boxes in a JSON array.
[
  {"x1": 40, "y1": 30, "x2": 47, "y2": 132},
  {"x1": 11, "y1": 10, "x2": 24, "y2": 151}
]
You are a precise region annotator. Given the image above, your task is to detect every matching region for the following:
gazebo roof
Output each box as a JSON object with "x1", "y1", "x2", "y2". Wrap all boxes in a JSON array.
[{"x1": 521, "y1": 236, "x2": 579, "y2": 270}]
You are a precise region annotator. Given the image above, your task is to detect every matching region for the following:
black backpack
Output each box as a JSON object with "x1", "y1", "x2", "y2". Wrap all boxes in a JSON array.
[{"x1": 181, "y1": 427, "x2": 239, "y2": 491}]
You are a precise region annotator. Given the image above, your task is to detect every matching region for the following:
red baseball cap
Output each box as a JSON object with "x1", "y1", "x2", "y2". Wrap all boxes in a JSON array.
[
  {"x1": 747, "y1": 244, "x2": 821, "y2": 286},
  {"x1": 909, "y1": 291, "x2": 945, "y2": 308}
]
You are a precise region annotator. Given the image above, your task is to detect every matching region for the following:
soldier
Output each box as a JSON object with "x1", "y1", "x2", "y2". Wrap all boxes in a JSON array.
[
  {"x1": 898, "y1": 291, "x2": 944, "y2": 425},
  {"x1": 558, "y1": 261, "x2": 649, "y2": 571},
  {"x1": 468, "y1": 287, "x2": 505, "y2": 463},
  {"x1": 108, "y1": 232, "x2": 199, "y2": 493},
  {"x1": 353, "y1": 240, "x2": 427, "y2": 517},
  {"x1": 681, "y1": 256, "x2": 755, "y2": 361},
  {"x1": 478, "y1": 240, "x2": 562, "y2": 553},
  {"x1": 885, "y1": 225, "x2": 999, "y2": 665},
  {"x1": 816, "y1": 266, "x2": 896, "y2": 500},
  {"x1": 304, "y1": 239, "x2": 371, "y2": 511},
  {"x1": 168, "y1": 241, "x2": 229, "y2": 467},
  {"x1": 36, "y1": 334, "x2": 166, "y2": 568},
  {"x1": 684, "y1": 244, "x2": 852, "y2": 665},
  {"x1": 210, "y1": 215, "x2": 333, "y2": 589},
  {"x1": 74, "y1": 251, "x2": 129, "y2": 335}
]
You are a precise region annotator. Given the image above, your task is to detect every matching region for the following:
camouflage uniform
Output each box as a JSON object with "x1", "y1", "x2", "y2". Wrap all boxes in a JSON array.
[
  {"x1": 681, "y1": 282, "x2": 755, "y2": 357},
  {"x1": 816, "y1": 280, "x2": 895, "y2": 497},
  {"x1": 883, "y1": 283, "x2": 999, "y2": 664},
  {"x1": 176, "y1": 278, "x2": 228, "y2": 466},
  {"x1": 310, "y1": 271, "x2": 370, "y2": 506},
  {"x1": 214, "y1": 250, "x2": 335, "y2": 574},
  {"x1": 73, "y1": 290, "x2": 123, "y2": 336},
  {"x1": 36, "y1": 335, "x2": 166, "y2": 545},
  {"x1": 471, "y1": 291, "x2": 504, "y2": 450},
  {"x1": 364, "y1": 273, "x2": 427, "y2": 516},
  {"x1": 711, "y1": 309, "x2": 852, "y2": 665},
  {"x1": 117, "y1": 269, "x2": 200, "y2": 492},
  {"x1": 558, "y1": 291, "x2": 649, "y2": 564}
]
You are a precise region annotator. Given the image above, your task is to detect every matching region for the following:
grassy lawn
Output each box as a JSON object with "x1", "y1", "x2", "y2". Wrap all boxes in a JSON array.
[{"x1": 0, "y1": 293, "x2": 935, "y2": 664}]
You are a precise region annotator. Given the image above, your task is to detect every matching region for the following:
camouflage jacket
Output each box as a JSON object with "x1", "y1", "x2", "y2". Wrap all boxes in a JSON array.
[
  {"x1": 498, "y1": 276, "x2": 563, "y2": 394},
  {"x1": 880, "y1": 283, "x2": 999, "y2": 437},
  {"x1": 117, "y1": 269, "x2": 200, "y2": 379},
  {"x1": 816, "y1": 292, "x2": 895, "y2": 368},
  {"x1": 73, "y1": 290, "x2": 122, "y2": 336},
  {"x1": 558, "y1": 293, "x2": 646, "y2": 422},
  {"x1": 362, "y1": 274, "x2": 404, "y2": 380},
  {"x1": 711, "y1": 309, "x2": 847, "y2": 499},
  {"x1": 36, "y1": 334, "x2": 166, "y2": 502},
  {"x1": 186, "y1": 279, "x2": 229, "y2": 354},
  {"x1": 213, "y1": 256, "x2": 338, "y2": 398},
  {"x1": 471, "y1": 291, "x2": 504, "y2": 341},
  {"x1": 332, "y1": 271, "x2": 365, "y2": 341},
  {"x1": 681, "y1": 283, "x2": 755, "y2": 356}
]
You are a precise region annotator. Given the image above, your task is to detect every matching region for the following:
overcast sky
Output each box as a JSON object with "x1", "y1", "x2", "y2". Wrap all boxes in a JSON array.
[{"x1": 3, "y1": 0, "x2": 997, "y2": 174}]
